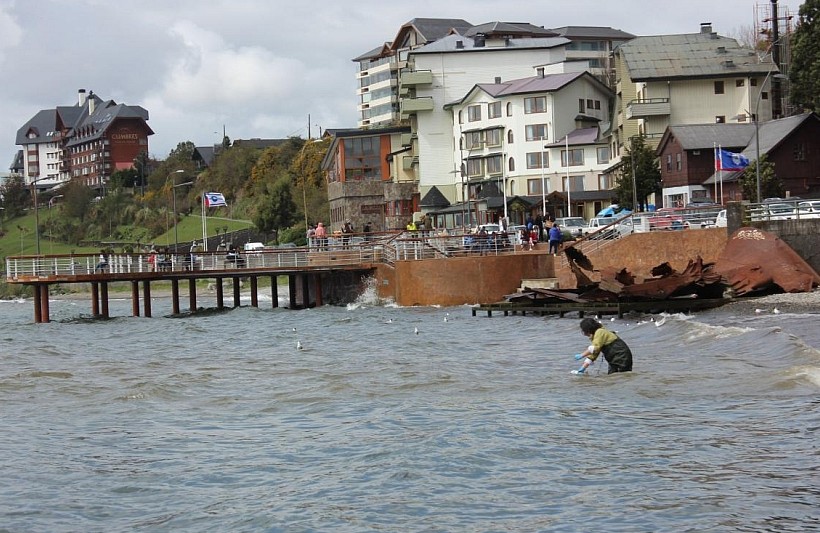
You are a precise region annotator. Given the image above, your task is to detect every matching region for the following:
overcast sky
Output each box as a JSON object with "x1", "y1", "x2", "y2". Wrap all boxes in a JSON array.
[{"x1": 0, "y1": 0, "x2": 791, "y2": 166}]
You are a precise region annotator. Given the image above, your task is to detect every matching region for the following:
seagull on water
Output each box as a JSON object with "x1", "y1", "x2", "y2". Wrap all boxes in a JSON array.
[
  {"x1": 773, "y1": 308, "x2": 781, "y2": 314},
  {"x1": 296, "y1": 340, "x2": 303, "y2": 350},
  {"x1": 414, "y1": 327, "x2": 419, "y2": 335},
  {"x1": 755, "y1": 308, "x2": 764, "y2": 314}
]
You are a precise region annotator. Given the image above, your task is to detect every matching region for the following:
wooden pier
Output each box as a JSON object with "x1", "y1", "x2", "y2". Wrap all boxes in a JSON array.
[
  {"x1": 5, "y1": 248, "x2": 378, "y2": 323},
  {"x1": 472, "y1": 298, "x2": 730, "y2": 318}
]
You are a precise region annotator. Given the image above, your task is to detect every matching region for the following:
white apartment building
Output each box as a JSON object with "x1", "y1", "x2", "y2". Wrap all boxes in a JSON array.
[
  {"x1": 404, "y1": 33, "x2": 572, "y2": 203},
  {"x1": 445, "y1": 71, "x2": 614, "y2": 220}
]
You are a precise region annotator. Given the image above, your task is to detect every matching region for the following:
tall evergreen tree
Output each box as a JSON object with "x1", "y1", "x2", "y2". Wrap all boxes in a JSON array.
[
  {"x1": 614, "y1": 137, "x2": 661, "y2": 210},
  {"x1": 790, "y1": 0, "x2": 820, "y2": 111}
]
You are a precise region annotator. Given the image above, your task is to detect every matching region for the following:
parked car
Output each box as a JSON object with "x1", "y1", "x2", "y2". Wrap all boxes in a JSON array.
[
  {"x1": 750, "y1": 202, "x2": 797, "y2": 221},
  {"x1": 553, "y1": 217, "x2": 586, "y2": 238},
  {"x1": 797, "y1": 201, "x2": 820, "y2": 219},
  {"x1": 581, "y1": 217, "x2": 632, "y2": 238},
  {"x1": 714, "y1": 209, "x2": 727, "y2": 228}
]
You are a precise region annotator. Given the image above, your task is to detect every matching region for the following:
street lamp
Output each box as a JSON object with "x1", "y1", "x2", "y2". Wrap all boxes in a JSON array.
[
  {"x1": 752, "y1": 71, "x2": 787, "y2": 203},
  {"x1": 166, "y1": 169, "x2": 186, "y2": 252}
]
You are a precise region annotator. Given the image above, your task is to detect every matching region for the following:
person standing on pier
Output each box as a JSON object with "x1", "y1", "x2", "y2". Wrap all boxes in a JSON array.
[
  {"x1": 548, "y1": 223, "x2": 562, "y2": 255},
  {"x1": 315, "y1": 222, "x2": 327, "y2": 250}
]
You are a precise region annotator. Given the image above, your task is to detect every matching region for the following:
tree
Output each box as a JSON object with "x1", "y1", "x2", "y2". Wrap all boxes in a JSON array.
[
  {"x1": 252, "y1": 175, "x2": 296, "y2": 240},
  {"x1": 614, "y1": 137, "x2": 662, "y2": 210},
  {"x1": 0, "y1": 175, "x2": 30, "y2": 218},
  {"x1": 61, "y1": 180, "x2": 96, "y2": 222},
  {"x1": 790, "y1": 0, "x2": 820, "y2": 111},
  {"x1": 738, "y1": 154, "x2": 783, "y2": 201}
]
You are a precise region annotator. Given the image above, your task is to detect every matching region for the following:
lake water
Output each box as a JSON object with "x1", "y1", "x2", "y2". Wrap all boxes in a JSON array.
[{"x1": 1, "y1": 285, "x2": 818, "y2": 532}]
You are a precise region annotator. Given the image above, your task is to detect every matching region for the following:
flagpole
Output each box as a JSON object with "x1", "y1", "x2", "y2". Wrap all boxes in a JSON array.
[
  {"x1": 718, "y1": 145, "x2": 724, "y2": 205},
  {"x1": 201, "y1": 193, "x2": 207, "y2": 252},
  {"x1": 565, "y1": 135, "x2": 571, "y2": 217},
  {"x1": 713, "y1": 143, "x2": 718, "y2": 203}
]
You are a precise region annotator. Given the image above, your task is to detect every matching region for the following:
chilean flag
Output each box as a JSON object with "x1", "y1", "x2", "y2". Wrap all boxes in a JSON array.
[{"x1": 204, "y1": 192, "x2": 227, "y2": 208}]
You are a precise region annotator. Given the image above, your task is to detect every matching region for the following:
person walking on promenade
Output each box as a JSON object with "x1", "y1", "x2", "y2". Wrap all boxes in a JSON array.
[
  {"x1": 548, "y1": 223, "x2": 562, "y2": 255},
  {"x1": 314, "y1": 222, "x2": 327, "y2": 250}
]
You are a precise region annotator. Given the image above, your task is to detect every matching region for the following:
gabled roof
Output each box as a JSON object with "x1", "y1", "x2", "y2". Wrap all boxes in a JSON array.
[
  {"x1": 658, "y1": 123, "x2": 755, "y2": 152},
  {"x1": 411, "y1": 33, "x2": 569, "y2": 55},
  {"x1": 193, "y1": 146, "x2": 217, "y2": 167},
  {"x1": 15, "y1": 109, "x2": 59, "y2": 145},
  {"x1": 616, "y1": 31, "x2": 776, "y2": 81},
  {"x1": 463, "y1": 21, "x2": 557, "y2": 38},
  {"x1": 548, "y1": 26, "x2": 635, "y2": 40},
  {"x1": 702, "y1": 113, "x2": 820, "y2": 184},
  {"x1": 65, "y1": 97, "x2": 152, "y2": 147},
  {"x1": 420, "y1": 186, "x2": 450, "y2": 208},
  {"x1": 445, "y1": 71, "x2": 610, "y2": 109},
  {"x1": 352, "y1": 42, "x2": 392, "y2": 62},
  {"x1": 546, "y1": 127, "x2": 604, "y2": 147},
  {"x1": 389, "y1": 18, "x2": 473, "y2": 52},
  {"x1": 743, "y1": 112, "x2": 820, "y2": 160}
]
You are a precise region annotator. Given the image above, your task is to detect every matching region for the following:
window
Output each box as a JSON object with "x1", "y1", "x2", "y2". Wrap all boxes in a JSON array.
[
  {"x1": 736, "y1": 113, "x2": 748, "y2": 122},
  {"x1": 598, "y1": 174, "x2": 614, "y2": 189},
  {"x1": 526, "y1": 151, "x2": 549, "y2": 169},
  {"x1": 736, "y1": 79, "x2": 745, "y2": 87},
  {"x1": 762, "y1": 91, "x2": 769, "y2": 100},
  {"x1": 586, "y1": 99, "x2": 594, "y2": 109},
  {"x1": 488, "y1": 101, "x2": 501, "y2": 119},
  {"x1": 506, "y1": 102, "x2": 513, "y2": 116},
  {"x1": 794, "y1": 142, "x2": 807, "y2": 161},
  {"x1": 458, "y1": 110, "x2": 463, "y2": 124},
  {"x1": 466, "y1": 158, "x2": 483, "y2": 177},
  {"x1": 565, "y1": 175, "x2": 585, "y2": 192},
  {"x1": 465, "y1": 131, "x2": 483, "y2": 150},
  {"x1": 596, "y1": 146, "x2": 610, "y2": 164},
  {"x1": 715, "y1": 116, "x2": 726, "y2": 123},
  {"x1": 507, "y1": 130, "x2": 514, "y2": 144},
  {"x1": 487, "y1": 155, "x2": 502, "y2": 175},
  {"x1": 524, "y1": 96, "x2": 546, "y2": 114},
  {"x1": 595, "y1": 100, "x2": 601, "y2": 110},
  {"x1": 676, "y1": 153, "x2": 682, "y2": 171},
  {"x1": 485, "y1": 129, "x2": 501, "y2": 147},
  {"x1": 508, "y1": 157, "x2": 515, "y2": 172},
  {"x1": 714, "y1": 81, "x2": 724, "y2": 94},
  {"x1": 578, "y1": 99, "x2": 585, "y2": 113},
  {"x1": 561, "y1": 148, "x2": 584, "y2": 166},
  {"x1": 666, "y1": 154, "x2": 672, "y2": 171},
  {"x1": 528, "y1": 178, "x2": 545, "y2": 195},
  {"x1": 467, "y1": 105, "x2": 481, "y2": 122},
  {"x1": 343, "y1": 137, "x2": 382, "y2": 181},
  {"x1": 525, "y1": 124, "x2": 549, "y2": 141},
  {"x1": 751, "y1": 78, "x2": 758, "y2": 87}
]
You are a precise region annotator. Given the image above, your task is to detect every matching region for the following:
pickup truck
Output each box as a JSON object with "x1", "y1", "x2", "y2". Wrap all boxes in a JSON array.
[{"x1": 580, "y1": 217, "x2": 632, "y2": 237}]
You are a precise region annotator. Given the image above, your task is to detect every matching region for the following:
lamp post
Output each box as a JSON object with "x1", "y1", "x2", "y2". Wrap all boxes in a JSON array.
[
  {"x1": 166, "y1": 169, "x2": 185, "y2": 252},
  {"x1": 752, "y1": 71, "x2": 787, "y2": 203}
]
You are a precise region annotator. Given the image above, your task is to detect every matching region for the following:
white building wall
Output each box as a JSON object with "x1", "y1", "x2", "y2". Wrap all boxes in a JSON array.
[
  {"x1": 412, "y1": 47, "x2": 567, "y2": 202},
  {"x1": 448, "y1": 75, "x2": 613, "y2": 202}
]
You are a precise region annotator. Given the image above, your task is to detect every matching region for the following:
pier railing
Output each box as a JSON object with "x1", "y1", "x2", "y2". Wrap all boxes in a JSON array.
[{"x1": 5, "y1": 230, "x2": 539, "y2": 281}]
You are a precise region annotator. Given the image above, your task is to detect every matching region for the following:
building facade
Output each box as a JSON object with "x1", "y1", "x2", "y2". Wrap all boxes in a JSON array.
[{"x1": 16, "y1": 89, "x2": 152, "y2": 191}]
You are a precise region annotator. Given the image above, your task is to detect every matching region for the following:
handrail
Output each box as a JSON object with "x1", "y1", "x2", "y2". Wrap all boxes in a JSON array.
[{"x1": 5, "y1": 230, "x2": 540, "y2": 282}]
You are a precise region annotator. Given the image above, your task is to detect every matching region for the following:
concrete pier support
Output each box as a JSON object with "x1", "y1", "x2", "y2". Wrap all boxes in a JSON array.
[
  {"x1": 215, "y1": 278, "x2": 224, "y2": 309},
  {"x1": 33, "y1": 284, "x2": 42, "y2": 323},
  {"x1": 100, "y1": 283, "x2": 109, "y2": 318},
  {"x1": 171, "y1": 280, "x2": 180, "y2": 315},
  {"x1": 232, "y1": 277, "x2": 241, "y2": 307},
  {"x1": 288, "y1": 275, "x2": 297, "y2": 308},
  {"x1": 188, "y1": 278, "x2": 197, "y2": 312},
  {"x1": 91, "y1": 282, "x2": 100, "y2": 317},
  {"x1": 40, "y1": 285, "x2": 50, "y2": 323},
  {"x1": 271, "y1": 275, "x2": 279, "y2": 308},
  {"x1": 142, "y1": 281, "x2": 152, "y2": 318},
  {"x1": 250, "y1": 276, "x2": 258, "y2": 308},
  {"x1": 131, "y1": 281, "x2": 140, "y2": 317}
]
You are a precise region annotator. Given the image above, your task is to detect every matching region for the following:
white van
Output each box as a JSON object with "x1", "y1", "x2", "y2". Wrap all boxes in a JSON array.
[{"x1": 243, "y1": 242, "x2": 265, "y2": 252}]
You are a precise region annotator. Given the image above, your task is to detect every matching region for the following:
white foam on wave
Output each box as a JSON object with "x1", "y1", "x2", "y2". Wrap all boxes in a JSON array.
[{"x1": 801, "y1": 367, "x2": 820, "y2": 388}]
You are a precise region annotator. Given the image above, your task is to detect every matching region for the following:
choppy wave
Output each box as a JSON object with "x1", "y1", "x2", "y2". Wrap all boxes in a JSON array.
[{"x1": 1, "y1": 298, "x2": 818, "y2": 531}]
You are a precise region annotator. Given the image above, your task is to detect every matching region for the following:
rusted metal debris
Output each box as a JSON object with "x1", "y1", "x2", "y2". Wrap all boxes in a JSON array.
[
  {"x1": 713, "y1": 227, "x2": 820, "y2": 295},
  {"x1": 505, "y1": 226, "x2": 818, "y2": 306}
]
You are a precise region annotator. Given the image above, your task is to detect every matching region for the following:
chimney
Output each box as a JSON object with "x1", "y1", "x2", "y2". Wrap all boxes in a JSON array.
[
  {"x1": 537, "y1": 67, "x2": 545, "y2": 78},
  {"x1": 78, "y1": 89, "x2": 87, "y2": 106},
  {"x1": 88, "y1": 93, "x2": 95, "y2": 114},
  {"x1": 700, "y1": 22, "x2": 712, "y2": 34},
  {"x1": 494, "y1": 76, "x2": 501, "y2": 84}
]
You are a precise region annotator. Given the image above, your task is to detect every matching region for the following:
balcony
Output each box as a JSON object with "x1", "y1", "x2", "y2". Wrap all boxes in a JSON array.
[
  {"x1": 626, "y1": 98, "x2": 671, "y2": 119},
  {"x1": 400, "y1": 70, "x2": 433, "y2": 86},
  {"x1": 400, "y1": 97, "x2": 434, "y2": 114}
]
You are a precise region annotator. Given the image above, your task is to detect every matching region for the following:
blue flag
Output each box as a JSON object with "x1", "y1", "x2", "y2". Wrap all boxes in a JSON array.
[{"x1": 715, "y1": 148, "x2": 750, "y2": 171}]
